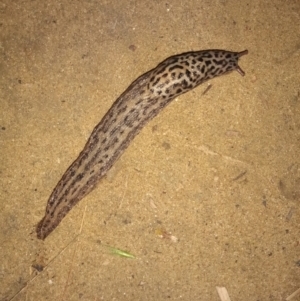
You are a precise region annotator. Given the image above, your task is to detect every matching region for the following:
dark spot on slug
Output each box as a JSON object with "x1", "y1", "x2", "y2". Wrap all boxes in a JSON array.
[
  {"x1": 117, "y1": 106, "x2": 127, "y2": 115},
  {"x1": 186, "y1": 69, "x2": 192, "y2": 81},
  {"x1": 181, "y1": 79, "x2": 188, "y2": 88},
  {"x1": 153, "y1": 77, "x2": 160, "y2": 86}
]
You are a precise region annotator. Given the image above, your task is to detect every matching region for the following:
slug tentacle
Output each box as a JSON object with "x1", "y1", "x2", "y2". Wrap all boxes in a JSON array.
[
  {"x1": 235, "y1": 50, "x2": 248, "y2": 76},
  {"x1": 36, "y1": 49, "x2": 248, "y2": 240}
]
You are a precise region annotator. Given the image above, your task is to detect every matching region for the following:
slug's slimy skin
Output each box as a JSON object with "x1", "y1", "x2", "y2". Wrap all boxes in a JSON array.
[{"x1": 37, "y1": 49, "x2": 248, "y2": 240}]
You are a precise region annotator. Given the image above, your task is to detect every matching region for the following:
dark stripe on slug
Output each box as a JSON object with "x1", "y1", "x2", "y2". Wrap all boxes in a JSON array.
[
  {"x1": 110, "y1": 126, "x2": 119, "y2": 137},
  {"x1": 135, "y1": 99, "x2": 143, "y2": 105},
  {"x1": 168, "y1": 64, "x2": 184, "y2": 72}
]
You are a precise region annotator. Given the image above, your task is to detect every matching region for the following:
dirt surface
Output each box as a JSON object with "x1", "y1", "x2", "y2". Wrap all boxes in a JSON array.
[{"x1": 1, "y1": 0, "x2": 299, "y2": 300}]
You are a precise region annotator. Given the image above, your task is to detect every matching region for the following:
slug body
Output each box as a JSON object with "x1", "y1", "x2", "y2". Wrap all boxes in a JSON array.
[{"x1": 37, "y1": 49, "x2": 248, "y2": 240}]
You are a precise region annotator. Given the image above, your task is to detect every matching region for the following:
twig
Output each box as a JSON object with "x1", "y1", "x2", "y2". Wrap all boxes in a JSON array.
[
  {"x1": 286, "y1": 288, "x2": 300, "y2": 301},
  {"x1": 216, "y1": 286, "x2": 232, "y2": 301}
]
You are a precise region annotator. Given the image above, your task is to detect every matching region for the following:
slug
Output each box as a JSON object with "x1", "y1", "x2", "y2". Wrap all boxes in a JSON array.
[{"x1": 36, "y1": 49, "x2": 248, "y2": 240}]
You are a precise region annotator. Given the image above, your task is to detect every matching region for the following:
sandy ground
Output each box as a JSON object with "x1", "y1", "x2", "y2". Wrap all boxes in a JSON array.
[{"x1": 1, "y1": 0, "x2": 299, "y2": 300}]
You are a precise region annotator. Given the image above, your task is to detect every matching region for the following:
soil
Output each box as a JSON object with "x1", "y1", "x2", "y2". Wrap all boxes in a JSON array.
[{"x1": 1, "y1": 0, "x2": 299, "y2": 300}]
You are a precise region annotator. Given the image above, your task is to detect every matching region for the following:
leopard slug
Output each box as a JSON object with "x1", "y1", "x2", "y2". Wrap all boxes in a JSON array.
[{"x1": 36, "y1": 49, "x2": 248, "y2": 240}]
